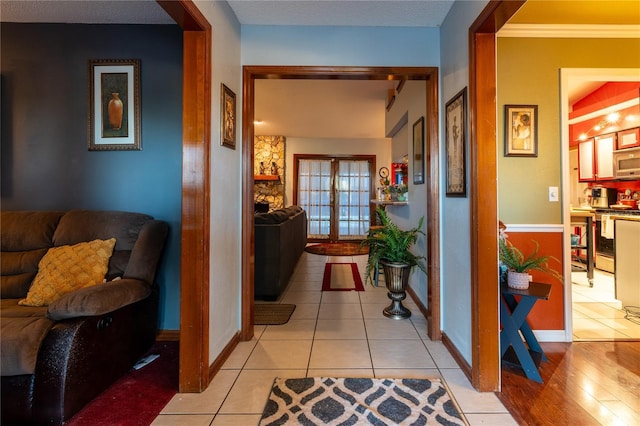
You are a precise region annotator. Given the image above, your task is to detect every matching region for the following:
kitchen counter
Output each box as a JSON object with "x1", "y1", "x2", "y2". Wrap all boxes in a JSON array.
[{"x1": 570, "y1": 209, "x2": 595, "y2": 218}]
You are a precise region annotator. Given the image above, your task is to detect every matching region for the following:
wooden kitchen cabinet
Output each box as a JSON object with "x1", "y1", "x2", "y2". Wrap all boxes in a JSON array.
[{"x1": 578, "y1": 133, "x2": 615, "y2": 181}]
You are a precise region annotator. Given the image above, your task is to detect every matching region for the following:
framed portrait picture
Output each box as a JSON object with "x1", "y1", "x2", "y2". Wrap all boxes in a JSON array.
[
  {"x1": 88, "y1": 59, "x2": 141, "y2": 151},
  {"x1": 445, "y1": 88, "x2": 467, "y2": 197},
  {"x1": 221, "y1": 83, "x2": 236, "y2": 149},
  {"x1": 504, "y1": 104, "x2": 538, "y2": 157},
  {"x1": 412, "y1": 116, "x2": 425, "y2": 184}
]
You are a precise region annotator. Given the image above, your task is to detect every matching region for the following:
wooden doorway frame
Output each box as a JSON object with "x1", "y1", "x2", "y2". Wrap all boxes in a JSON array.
[
  {"x1": 161, "y1": 0, "x2": 524, "y2": 393},
  {"x1": 469, "y1": 0, "x2": 525, "y2": 392},
  {"x1": 241, "y1": 66, "x2": 441, "y2": 341},
  {"x1": 158, "y1": 0, "x2": 212, "y2": 393}
]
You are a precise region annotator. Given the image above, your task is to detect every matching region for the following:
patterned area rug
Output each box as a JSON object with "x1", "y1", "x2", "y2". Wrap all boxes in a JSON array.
[
  {"x1": 255, "y1": 304, "x2": 296, "y2": 325},
  {"x1": 322, "y1": 263, "x2": 365, "y2": 292},
  {"x1": 305, "y1": 243, "x2": 369, "y2": 256},
  {"x1": 259, "y1": 377, "x2": 465, "y2": 426}
]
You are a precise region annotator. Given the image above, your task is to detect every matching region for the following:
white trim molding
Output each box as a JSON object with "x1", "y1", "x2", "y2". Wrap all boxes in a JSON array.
[
  {"x1": 533, "y1": 330, "x2": 571, "y2": 343},
  {"x1": 504, "y1": 224, "x2": 564, "y2": 233},
  {"x1": 498, "y1": 24, "x2": 640, "y2": 39}
]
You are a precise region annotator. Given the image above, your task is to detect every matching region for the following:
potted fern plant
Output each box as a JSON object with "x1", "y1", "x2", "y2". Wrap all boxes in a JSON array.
[
  {"x1": 499, "y1": 238, "x2": 562, "y2": 289},
  {"x1": 361, "y1": 207, "x2": 426, "y2": 319}
]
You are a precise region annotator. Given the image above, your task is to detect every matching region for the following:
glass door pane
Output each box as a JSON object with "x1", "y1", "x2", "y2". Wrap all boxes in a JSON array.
[
  {"x1": 337, "y1": 160, "x2": 371, "y2": 240},
  {"x1": 298, "y1": 159, "x2": 332, "y2": 239},
  {"x1": 297, "y1": 156, "x2": 373, "y2": 242}
]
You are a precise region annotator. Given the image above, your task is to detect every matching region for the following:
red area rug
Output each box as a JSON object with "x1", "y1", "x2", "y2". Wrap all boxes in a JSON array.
[
  {"x1": 305, "y1": 242, "x2": 369, "y2": 256},
  {"x1": 322, "y1": 263, "x2": 365, "y2": 292},
  {"x1": 66, "y1": 340, "x2": 178, "y2": 426}
]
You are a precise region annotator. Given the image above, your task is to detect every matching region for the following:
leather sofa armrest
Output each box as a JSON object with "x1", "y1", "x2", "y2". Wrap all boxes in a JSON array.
[{"x1": 46, "y1": 278, "x2": 151, "y2": 321}]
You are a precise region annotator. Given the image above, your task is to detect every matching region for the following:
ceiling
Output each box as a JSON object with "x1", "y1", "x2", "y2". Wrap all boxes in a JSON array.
[
  {"x1": 2, "y1": 1, "x2": 638, "y2": 138},
  {"x1": 0, "y1": 0, "x2": 455, "y2": 27}
]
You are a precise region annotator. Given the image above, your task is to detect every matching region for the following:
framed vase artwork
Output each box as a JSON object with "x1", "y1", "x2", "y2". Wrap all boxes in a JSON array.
[
  {"x1": 221, "y1": 83, "x2": 236, "y2": 149},
  {"x1": 412, "y1": 116, "x2": 425, "y2": 184},
  {"x1": 88, "y1": 59, "x2": 141, "y2": 151},
  {"x1": 445, "y1": 88, "x2": 467, "y2": 197},
  {"x1": 504, "y1": 104, "x2": 538, "y2": 157}
]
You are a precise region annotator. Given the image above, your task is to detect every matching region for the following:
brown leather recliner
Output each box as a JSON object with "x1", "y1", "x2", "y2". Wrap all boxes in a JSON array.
[{"x1": 1, "y1": 210, "x2": 168, "y2": 425}]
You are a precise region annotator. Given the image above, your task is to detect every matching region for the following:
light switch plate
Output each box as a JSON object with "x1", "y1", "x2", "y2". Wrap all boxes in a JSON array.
[{"x1": 549, "y1": 186, "x2": 559, "y2": 202}]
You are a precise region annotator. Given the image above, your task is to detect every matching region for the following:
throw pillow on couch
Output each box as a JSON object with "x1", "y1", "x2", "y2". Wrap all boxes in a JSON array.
[{"x1": 19, "y1": 238, "x2": 116, "y2": 307}]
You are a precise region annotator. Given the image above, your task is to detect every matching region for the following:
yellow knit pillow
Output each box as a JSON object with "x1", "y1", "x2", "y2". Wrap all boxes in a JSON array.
[{"x1": 19, "y1": 238, "x2": 116, "y2": 307}]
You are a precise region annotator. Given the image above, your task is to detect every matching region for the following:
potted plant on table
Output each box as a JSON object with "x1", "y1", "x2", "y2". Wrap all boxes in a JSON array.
[
  {"x1": 361, "y1": 207, "x2": 426, "y2": 319},
  {"x1": 390, "y1": 183, "x2": 408, "y2": 201},
  {"x1": 499, "y1": 238, "x2": 562, "y2": 289}
]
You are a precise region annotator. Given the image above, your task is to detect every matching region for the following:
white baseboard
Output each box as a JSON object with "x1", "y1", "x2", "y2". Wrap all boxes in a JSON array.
[{"x1": 532, "y1": 330, "x2": 571, "y2": 342}]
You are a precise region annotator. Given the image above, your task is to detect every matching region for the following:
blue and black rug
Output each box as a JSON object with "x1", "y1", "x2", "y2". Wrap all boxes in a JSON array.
[{"x1": 260, "y1": 377, "x2": 465, "y2": 425}]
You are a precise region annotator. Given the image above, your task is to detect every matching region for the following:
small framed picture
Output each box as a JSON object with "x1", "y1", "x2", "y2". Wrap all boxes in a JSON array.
[
  {"x1": 445, "y1": 88, "x2": 467, "y2": 196},
  {"x1": 221, "y1": 83, "x2": 236, "y2": 149},
  {"x1": 412, "y1": 116, "x2": 425, "y2": 184},
  {"x1": 617, "y1": 127, "x2": 640, "y2": 149},
  {"x1": 88, "y1": 59, "x2": 141, "y2": 151},
  {"x1": 504, "y1": 105, "x2": 538, "y2": 157}
]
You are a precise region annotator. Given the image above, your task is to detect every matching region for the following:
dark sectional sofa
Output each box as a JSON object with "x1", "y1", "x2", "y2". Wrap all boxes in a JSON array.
[
  {"x1": 254, "y1": 206, "x2": 307, "y2": 300},
  {"x1": 1, "y1": 210, "x2": 168, "y2": 425}
]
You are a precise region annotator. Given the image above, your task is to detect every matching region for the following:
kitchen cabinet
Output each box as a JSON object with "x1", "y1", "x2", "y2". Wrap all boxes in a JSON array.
[
  {"x1": 578, "y1": 134, "x2": 615, "y2": 181},
  {"x1": 615, "y1": 218, "x2": 640, "y2": 308}
]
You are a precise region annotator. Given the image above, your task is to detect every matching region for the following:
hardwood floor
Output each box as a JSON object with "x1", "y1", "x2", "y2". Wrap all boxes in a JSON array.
[{"x1": 497, "y1": 341, "x2": 640, "y2": 425}]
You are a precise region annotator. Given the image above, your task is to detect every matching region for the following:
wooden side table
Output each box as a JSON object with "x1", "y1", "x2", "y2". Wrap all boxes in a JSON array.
[{"x1": 500, "y1": 282, "x2": 552, "y2": 383}]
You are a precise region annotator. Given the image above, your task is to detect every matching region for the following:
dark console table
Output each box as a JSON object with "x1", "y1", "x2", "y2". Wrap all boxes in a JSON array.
[{"x1": 500, "y1": 282, "x2": 552, "y2": 383}]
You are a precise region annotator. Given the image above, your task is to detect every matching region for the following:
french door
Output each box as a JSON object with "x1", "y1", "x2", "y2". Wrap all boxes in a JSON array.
[{"x1": 294, "y1": 155, "x2": 375, "y2": 242}]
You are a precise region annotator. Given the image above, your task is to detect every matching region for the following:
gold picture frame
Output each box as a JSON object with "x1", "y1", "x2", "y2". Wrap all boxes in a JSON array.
[
  {"x1": 221, "y1": 83, "x2": 236, "y2": 149},
  {"x1": 504, "y1": 104, "x2": 538, "y2": 157},
  {"x1": 88, "y1": 59, "x2": 141, "y2": 151}
]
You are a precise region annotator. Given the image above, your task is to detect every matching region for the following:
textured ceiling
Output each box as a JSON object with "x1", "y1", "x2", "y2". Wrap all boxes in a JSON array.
[
  {"x1": 0, "y1": 0, "x2": 174, "y2": 24},
  {"x1": 1, "y1": 0, "x2": 455, "y2": 27},
  {"x1": 227, "y1": 0, "x2": 454, "y2": 27},
  {"x1": 510, "y1": 1, "x2": 640, "y2": 25}
]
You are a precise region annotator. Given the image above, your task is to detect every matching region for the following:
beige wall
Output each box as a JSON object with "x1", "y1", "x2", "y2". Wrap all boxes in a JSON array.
[{"x1": 497, "y1": 37, "x2": 640, "y2": 224}]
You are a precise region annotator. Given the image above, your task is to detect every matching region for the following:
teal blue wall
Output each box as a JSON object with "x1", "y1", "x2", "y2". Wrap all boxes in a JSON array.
[{"x1": 1, "y1": 23, "x2": 183, "y2": 330}]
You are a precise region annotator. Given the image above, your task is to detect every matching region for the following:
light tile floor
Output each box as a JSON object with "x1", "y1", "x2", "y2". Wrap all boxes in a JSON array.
[
  {"x1": 153, "y1": 252, "x2": 516, "y2": 426},
  {"x1": 572, "y1": 270, "x2": 640, "y2": 340}
]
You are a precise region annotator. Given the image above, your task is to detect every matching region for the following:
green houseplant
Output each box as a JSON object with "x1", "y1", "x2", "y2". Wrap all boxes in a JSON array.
[
  {"x1": 499, "y1": 238, "x2": 562, "y2": 289},
  {"x1": 361, "y1": 207, "x2": 426, "y2": 318}
]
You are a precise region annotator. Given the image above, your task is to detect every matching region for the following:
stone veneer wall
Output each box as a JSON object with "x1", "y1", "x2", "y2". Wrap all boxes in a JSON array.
[{"x1": 254, "y1": 136, "x2": 285, "y2": 211}]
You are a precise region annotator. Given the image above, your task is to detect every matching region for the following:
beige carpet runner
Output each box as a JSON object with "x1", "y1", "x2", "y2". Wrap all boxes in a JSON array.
[
  {"x1": 322, "y1": 263, "x2": 365, "y2": 292},
  {"x1": 259, "y1": 377, "x2": 464, "y2": 425}
]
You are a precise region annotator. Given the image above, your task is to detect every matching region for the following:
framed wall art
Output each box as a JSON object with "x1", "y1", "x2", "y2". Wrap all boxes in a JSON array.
[
  {"x1": 412, "y1": 116, "x2": 425, "y2": 184},
  {"x1": 88, "y1": 59, "x2": 141, "y2": 151},
  {"x1": 504, "y1": 104, "x2": 538, "y2": 157},
  {"x1": 221, "y1": 83, "x2": 236, "y2": 149},
  {"x1": 445, "y1": 87, "x2": 467, "y2": 197}
]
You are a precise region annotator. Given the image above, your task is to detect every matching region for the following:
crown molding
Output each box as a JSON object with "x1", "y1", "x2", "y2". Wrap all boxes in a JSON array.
[{"x1": 498, "y1": 24, "x2": 640, "y2": 38}]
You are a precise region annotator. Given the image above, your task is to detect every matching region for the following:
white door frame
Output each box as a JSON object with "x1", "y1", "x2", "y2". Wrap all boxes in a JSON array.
[{"x1": 560, "y1": 67, "x2": 640, "y2": 342}]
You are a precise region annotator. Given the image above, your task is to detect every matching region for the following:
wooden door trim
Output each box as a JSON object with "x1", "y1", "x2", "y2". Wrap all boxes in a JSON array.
[
  {"x1": 468, "y1": 0, "x2": 525, "y2": 392},
  {"x1": 158, "y1": 0, "x2": 212, "y2": 393},
  {"x1": 242, "y1": 66, "x2": 441, "y2": 340}
]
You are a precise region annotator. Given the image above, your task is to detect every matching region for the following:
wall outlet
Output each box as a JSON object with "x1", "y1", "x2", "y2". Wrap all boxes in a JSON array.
[{"x1": 549, "y1": 186, "x2": 559, "y2": 202}]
